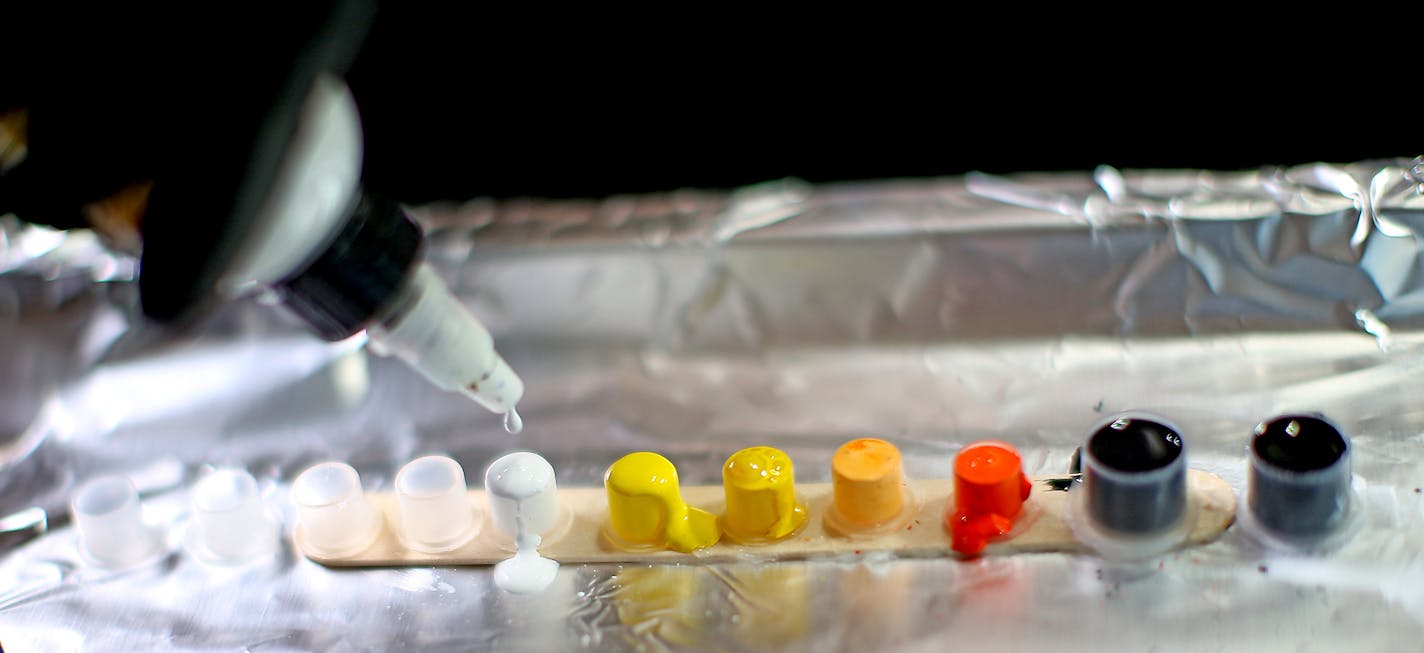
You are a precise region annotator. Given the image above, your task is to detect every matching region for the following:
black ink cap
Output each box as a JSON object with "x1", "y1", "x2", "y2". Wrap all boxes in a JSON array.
[
  {"x1": 1083, "y1": 416, "x2": 1187, "y2": 535},
  {"x1": 1249, "y1": 415, "x2": 1351, "y2": 537}
]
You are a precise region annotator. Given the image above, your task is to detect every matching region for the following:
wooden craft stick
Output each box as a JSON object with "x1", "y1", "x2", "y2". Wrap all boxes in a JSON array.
[{"x1": 296, "y1": 470, "x2": 1235, "y2": 566}]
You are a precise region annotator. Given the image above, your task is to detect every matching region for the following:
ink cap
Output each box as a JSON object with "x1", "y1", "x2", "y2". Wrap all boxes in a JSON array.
[
  {"x1": 946, "y1": 441, "x2": 1033, "y2": 555},
  {"x1": 292, "y1": 461, "x2": 383, "y2": 558},
  {"x1": 824, "y1": 438, "x2": 916, "y2": 538},
  {"x1": 721, "y1": 446, "x2": 807, "y2": 543},
  {"x1": 1240, "y1": 414, "x2": 1360, "y2": 553},
  {"x1": 484, "y1": 451, "x2": 566, "y2": 546},
  {"x1": 1067, "y1": 413, "x2": 1193, "y2": 561},
  {"x1": 485, "y1": 452, "x2": 562, "y2": 594},
  {"x1": 71, "y1": 475, "x2": 163, "y2": 568},
  {"x1": 394, "y1": 455, "x2": 479, "y2": 553},
  {"x1": 186, "y1": 468, "x2": 279, "y2": 565},
  {"x1": 604, "y1": 451, "x2": 720, "y2": 553}
]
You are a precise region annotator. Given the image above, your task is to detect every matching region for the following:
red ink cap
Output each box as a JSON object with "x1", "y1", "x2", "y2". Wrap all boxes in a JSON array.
[{"x1": 946, "y1": 441, "x2": 1032, "y2": 555}]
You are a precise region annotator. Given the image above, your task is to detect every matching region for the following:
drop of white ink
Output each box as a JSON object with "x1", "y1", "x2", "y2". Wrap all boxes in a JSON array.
[{"x1": 503, "y1": 408, "x2": 523, "y2": 435}]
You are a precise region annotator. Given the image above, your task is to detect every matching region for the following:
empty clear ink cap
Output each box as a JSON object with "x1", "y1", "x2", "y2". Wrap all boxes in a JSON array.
[
  {"x1": 187, "y1": 468, "x2": 279, "y2": 565},
  {"x1": 395, "y1": 455, "x2": 478, "y2": 552},
  {"x1": 292, "y1": 461, "x2": 383, "y2": 558},
  {"x1": 71, "y1": 475, "x2": 162, "y2": 568}
]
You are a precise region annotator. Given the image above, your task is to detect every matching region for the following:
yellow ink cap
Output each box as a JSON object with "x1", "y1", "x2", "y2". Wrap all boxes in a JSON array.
[
  {"x1": 831, "y1": 438, "x2": 906, "y2": 528},
  {"x1": 605, "y1": 452, "x2": 720, "y2": 553},
  {"x1": 721, "y1": 446, "x2": 807, "y2": 543}
]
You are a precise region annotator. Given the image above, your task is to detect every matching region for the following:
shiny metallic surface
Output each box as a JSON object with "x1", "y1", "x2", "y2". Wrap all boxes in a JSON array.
[{"x1": 4, "y1": 160, "x2": 1424, "y2": 650}]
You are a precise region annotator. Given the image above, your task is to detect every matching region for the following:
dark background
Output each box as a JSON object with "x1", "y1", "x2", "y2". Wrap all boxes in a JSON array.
[
  {"x1": 346, "y1": 9, "x2": 1411, "y2": 203},
  {"x1": 1, "y1": 5, "x2": 1414, "y2": 328},
  {"x1": 6, "y1": 4, "x2": 1412, "y2": 209}
]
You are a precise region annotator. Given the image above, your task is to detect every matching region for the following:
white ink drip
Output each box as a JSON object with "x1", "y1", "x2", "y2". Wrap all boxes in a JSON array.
[{"x1": 493, "y1": 501, "x2": 558, "y2": 594}]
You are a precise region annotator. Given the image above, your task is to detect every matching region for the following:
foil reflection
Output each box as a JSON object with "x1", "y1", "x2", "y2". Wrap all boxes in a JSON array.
[
  {"x1": 717, "y1": 563, "x2": 810, "y2": 651},
  {"x1": 611, "y1": 565, "x2": 705, "y2": 649}
]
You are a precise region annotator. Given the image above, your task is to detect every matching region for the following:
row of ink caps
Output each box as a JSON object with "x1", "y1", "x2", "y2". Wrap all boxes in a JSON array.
[{"x1": 66, "y1": 412, "x2": 1355, "y2": 570}]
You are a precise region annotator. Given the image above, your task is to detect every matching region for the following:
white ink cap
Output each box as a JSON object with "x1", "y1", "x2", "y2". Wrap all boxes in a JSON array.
[
  {"x1": 484, "y1": 451, "x2": 559, "y2": 537},
  {"x1": 187, "y1": 468, "x2": 279, "y2": 564},
  {"x1": 292, "y1": 462, "x2": 382, "y2": 558},
  {"x1": 71, "y1": 475, "x2": 161, "y2": 568},
  {"x1": 395, "y1": 455, "x2": 477, "y2": 552},
  {"x1": 484, "y1": 451, "x2": 560, "y2": 594}
]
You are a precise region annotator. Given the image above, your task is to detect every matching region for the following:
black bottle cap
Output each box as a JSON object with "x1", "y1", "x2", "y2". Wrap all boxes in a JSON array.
[{"x1": 276, "y1": 192, "x2": 421, "y2": 341}]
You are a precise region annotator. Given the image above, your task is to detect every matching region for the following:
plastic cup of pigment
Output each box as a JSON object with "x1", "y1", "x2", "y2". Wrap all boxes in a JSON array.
[
  {"x1": 824, "y1": 438, "x2": 916, "y2": 537},
  {"x1": 945, "y1": 441, "x2": 1033, "y2": 555},
  {"x1": 1243, "y1": 414, "x2": 1357, "y2": 551},
  {"x1": 720, "y1": 446, "x2": 807, "y2": 544},
  {"x1": 1068, "y1": 414, "x2": 1191, "y2": 560},
  {"x1": 484, "y1": 451, "x2": 563, "y2": 594},
  {"x1": 485, "y1": 452, "x2": 561, "y2": 541},
  {"x1": 603, "y1": 452, "x2": 720, "y2": 553}
]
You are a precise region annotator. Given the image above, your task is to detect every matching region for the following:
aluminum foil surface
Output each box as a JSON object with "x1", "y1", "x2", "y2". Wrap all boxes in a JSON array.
[{"x1": 3, "y1": 158, "x2": 1424, "y2": 651}]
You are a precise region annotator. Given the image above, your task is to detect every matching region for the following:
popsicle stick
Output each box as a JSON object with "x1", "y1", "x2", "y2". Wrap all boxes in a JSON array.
[{"x1": 296, "y1": 470, "x2": 1235, "y2": 566}]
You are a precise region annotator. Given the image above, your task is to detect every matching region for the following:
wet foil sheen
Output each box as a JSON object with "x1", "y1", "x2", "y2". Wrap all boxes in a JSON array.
[{"x1": 3, "y1": 158, "x2": 1424, "y2": 651}]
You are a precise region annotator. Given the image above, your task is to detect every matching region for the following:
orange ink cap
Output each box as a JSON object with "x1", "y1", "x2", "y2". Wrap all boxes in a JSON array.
[
  {"x1": 946, "y1": 441, "x2": 1032, "y2": 555},
  {"x1": 826, "y1": 438, "x2": 914, "y2": 536}
]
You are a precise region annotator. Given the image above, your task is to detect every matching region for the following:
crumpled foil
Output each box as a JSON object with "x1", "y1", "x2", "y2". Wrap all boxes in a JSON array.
[{"x1": 3, "y1": 158, "x2": 1424, "y2": 651}]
